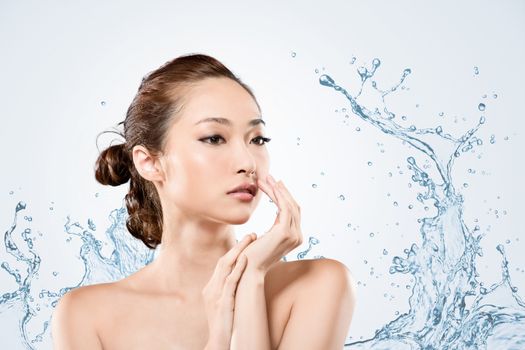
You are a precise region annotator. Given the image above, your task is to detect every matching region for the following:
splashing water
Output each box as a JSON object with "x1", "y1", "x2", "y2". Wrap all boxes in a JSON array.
[
  {"x1": 2, "y1": 57, "x2": 524, "y2": 349},
  {"x1": 318, "y1": 59, "x2": 525, "y2": 349},
  {"x1": 1, "y1": 205, "x2": 154, "y2": 349}
]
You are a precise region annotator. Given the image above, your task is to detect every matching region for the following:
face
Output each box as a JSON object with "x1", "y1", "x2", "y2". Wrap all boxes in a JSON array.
[{"x1": 157, "y1": 77, "x2": 270, "y2": 225}]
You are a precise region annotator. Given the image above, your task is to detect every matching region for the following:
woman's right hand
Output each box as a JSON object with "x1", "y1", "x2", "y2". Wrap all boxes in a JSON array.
[{"x1": 201, "y1": 233, "x2": 256, "y2": 350}]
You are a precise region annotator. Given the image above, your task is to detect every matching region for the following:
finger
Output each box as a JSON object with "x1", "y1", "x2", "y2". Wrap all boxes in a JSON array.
[
  {"x1": 274, "y1": 181, "x2": 301, "y2": 227},
  {"x1": 224, "y1": 254, "x2": 248, "y2": 298},
  {"x1": 271, "y1": 181, "x2": 293, "y2": 229},
  {"x1": 224, "y1": 234, "x2": 256, "y2": 264},
  {"x1": 257, "y1": 175, "x2": 280, "y2": 207},
  {"x1": 209, "y1": 234, "x2": 254, "y2": 286},
  {"x1": 271, "y1": 181, "x2": 301, "y2": 234},
  {"x1": 274, "y1": 181, "x2": 300, "y2": 214}
]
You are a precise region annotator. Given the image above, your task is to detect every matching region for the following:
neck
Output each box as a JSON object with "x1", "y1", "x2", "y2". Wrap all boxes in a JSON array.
[{"x1": 147, "y1": 207, "x2": 237, "y2": 299}]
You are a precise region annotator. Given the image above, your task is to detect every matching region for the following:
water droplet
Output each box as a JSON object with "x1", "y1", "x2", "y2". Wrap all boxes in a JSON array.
[
  {"x1": 16, "y1": 201, "x2": 26, "y2": 212},
  {"x1": 100, "y1": 101, "x2": 106, "y2": 106},
  {"x1": 478, "y1": 103, "x2": 486, "y2": 111},
  {"x1": 393, "y1": 201, "x2": 399, "y2": 207},
  {"x1": 493, "y1": 93, "x2": 498, "y2": 99},
  {"x1": 383, "y1": 249, "x2": 388, "y2": 255},
  {"x1": 463, "y1": 183, "x2": 469, "y2": 188},
  {"x1": 408, "y1": 204, "x2": 413, "y2": 209},
  {"x1": 369, "y1": 232, "x2": 375, "y2": 238},
  {"x1": 367, "y1": 161, "x2": 373, "y2": 166},
  {"x1": 9, "y1": 190, "x2": 14, "y2": 195},
  {"x1": 319, "y1": 74, "x2": 335, "y2": 87},
  {"x1": 291, "y1": 51, "x2": 296, "y2": 58},
  {"x1": 339, "y1": 194, "x2": 346, "y2": 201},
  {"x1": 315, "y1": 68, "x2": 319, "y2": 74},
  {"x1": 355, "y1": 127, "x2": 361, "y2": 132},
  {"x1": 474, "y1": 66, "x2": 479, "y2": 75},
  {"x1": 52, "y1": 271, "x2": 58, "y2": 276},
  {"x1": 320, "y1": 171, "x2": 325, "y2": 176},
  {"x1": 311, "y1": 183, "x2": 317, "y2": 188}
]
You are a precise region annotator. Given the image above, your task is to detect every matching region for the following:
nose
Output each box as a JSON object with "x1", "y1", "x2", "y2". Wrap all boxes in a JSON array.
[{"x1": 233, "y1": 140, "x2": 257, "y2": 176}]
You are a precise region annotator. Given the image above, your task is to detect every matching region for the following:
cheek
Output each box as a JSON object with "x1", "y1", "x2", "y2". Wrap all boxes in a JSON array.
[{"x1": 169, "y1": 148, "x2": 226, "y2": 194}]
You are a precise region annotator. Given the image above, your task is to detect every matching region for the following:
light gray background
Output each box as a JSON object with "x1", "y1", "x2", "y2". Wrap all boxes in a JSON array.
[{"x1": 1, "y1": 0, "x2": 524, "y2": 348}]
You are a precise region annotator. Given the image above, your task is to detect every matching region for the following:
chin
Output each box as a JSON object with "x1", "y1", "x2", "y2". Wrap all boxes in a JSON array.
[
  {"x1": 228, "y1": 214, "x2": 252, "y2": 225},
  {"x1": 220, "y1": 209, "x2": 253, "y2": 225}
]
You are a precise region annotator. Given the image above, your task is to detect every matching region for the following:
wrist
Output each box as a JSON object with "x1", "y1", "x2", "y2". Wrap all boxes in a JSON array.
[{"x1": 243, "y1": 265, "x2": 267, "y2": 284}]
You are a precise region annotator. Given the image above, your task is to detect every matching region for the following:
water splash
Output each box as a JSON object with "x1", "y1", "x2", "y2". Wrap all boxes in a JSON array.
[
  {"x1": 1, "y1": 205, "x2": 154, "y2": 348},
  {"x1": 319, "y1": 59, "x2": 525, "y2": 349}
]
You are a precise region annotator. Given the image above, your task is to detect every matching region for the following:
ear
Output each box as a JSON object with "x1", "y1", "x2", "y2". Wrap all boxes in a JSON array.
[{"x1": 132, "y1": 145, "x2": 164, "y2": 182}]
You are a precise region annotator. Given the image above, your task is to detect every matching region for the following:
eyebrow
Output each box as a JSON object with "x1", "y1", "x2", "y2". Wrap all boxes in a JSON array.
[{"x1": 194, "y1": 117, "x2": 265, "y2": 127}]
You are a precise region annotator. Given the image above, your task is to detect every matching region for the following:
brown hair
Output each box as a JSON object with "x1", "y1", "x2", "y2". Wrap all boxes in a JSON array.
[{"x1": 94, "y1": 53, "x2": 261, "y2": 249}]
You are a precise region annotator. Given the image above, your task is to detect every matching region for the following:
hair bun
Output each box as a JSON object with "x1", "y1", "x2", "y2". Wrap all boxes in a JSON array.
[{"x1": 94, "y1": 143, "x2": 132, "y2": 186}]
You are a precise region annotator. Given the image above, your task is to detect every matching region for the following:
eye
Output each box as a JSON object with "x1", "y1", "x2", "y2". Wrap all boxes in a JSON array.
[
  {"x1": 200, "y1": 134, "x2": 225, "y2": 145},
  {"x1": 199, "y1": 134, "x2": 272, "y2": 146},
  {"x1": 251, "y1": 136, "x2": 272, "y2": 146}
]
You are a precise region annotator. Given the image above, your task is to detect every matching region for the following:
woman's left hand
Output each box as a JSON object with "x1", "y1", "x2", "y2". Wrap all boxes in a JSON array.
[{"x1": 242, "y1": 174, "x2": 303, "y2": 274}]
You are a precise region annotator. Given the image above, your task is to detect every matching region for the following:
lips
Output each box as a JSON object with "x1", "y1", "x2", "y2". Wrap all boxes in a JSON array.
[{"x1": 227, "y1": 183, "x2": 258, "y2": 196}]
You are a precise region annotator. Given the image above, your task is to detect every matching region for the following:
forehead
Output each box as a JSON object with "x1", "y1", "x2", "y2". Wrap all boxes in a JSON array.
[{"x1": 178, "y1": 77, "x2": 261, "y2": 126}]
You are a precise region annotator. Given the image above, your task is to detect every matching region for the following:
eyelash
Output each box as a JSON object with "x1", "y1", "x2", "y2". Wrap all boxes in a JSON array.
[{"x1": 200, "y1": 134, "x2": 272, "y2": 146}]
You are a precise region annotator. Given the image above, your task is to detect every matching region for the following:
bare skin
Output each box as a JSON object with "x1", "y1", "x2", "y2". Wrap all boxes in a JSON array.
[{"x1": 51, "y1": 77, "x2": 356, "y2": 349}]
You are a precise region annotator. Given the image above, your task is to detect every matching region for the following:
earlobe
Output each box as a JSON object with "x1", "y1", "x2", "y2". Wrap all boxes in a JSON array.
[{"x1": 132, "y1": 145, "x2": 164, "y2": 182}]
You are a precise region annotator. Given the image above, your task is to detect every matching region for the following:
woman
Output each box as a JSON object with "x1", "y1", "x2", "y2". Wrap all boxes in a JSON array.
[{"x1": 51, "y1": 53, "x2": 356, "y2": 349}]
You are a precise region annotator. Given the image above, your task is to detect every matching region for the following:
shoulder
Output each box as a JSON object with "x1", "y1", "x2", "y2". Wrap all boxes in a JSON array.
[
  {"x1": 270, "y1": 258, "x2": 355, "y2": 290},
  {"x1": 303, "y1": 258, "x2": 355, "y2": 290},
  {"x1": 271, "y1": 258, "x2": 357, "y2": 349},
  {"x1": 266, "y1": 257, "x2": 356, "y2": 312},
  {"x1": 51, "y1": 282, "x2": 117, "y2": 349}
]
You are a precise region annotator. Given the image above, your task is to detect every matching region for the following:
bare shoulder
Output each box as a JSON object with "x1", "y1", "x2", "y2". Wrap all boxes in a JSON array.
[
  {"x1": 270, "y1": 258, "x2": 357, "y2": 350},
  {"x1": 305, "y1": 258, "x2": 355, "y2": 288},
  {"x1": 268, "y1": 257, "x2": 355, "y2": 290},
  {"x1": 51, "y1": 282, "x2": 117, "y2": 350}
]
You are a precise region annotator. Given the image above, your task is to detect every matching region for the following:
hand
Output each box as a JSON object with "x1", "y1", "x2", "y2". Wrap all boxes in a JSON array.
[
  {"x1": 242, "y1": 174, "x2": 303, "y2": 274},
  {"x1": 201, "y1": 233, "x2": 256, "y2": 350}
]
